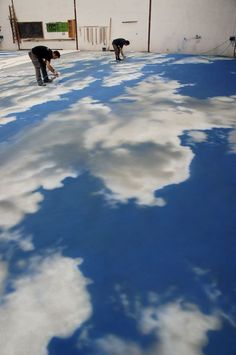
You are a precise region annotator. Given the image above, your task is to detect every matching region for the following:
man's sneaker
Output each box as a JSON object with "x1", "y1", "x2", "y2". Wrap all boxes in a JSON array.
[
  {"x1": 116, "y1": 58, "x2": 122, "y2": 61},
  {"x1": 44, "y1": 78, "x2": 53, "y2": 83},
  {"x1": 38, "y1": 81, "x2": 46, "y2": 86}
]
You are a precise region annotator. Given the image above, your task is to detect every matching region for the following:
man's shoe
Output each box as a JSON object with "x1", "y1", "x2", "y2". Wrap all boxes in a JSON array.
[
  {"x1": 44, "y1": 78, "x2": 53, "y2": 83},
  {"x1": 38, "y1": 81, "x2": 46, "y2": 86},
  {"x1": 116, "y1": 58, "x2": 122, "y2": 61}
]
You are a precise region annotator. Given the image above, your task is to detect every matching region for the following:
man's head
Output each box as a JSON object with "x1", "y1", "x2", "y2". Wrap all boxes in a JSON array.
[
  {"x1": 125, "y1": 40, "x2": 130, "y2": 46},
  {"x1": 52, "y1": 50, "x2": 60, "y2": 59}
]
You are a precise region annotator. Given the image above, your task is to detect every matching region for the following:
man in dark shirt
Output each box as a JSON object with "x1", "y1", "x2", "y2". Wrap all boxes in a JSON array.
[
  {"x1": 28, "y1": 46, "x2": 60, "y2": 86},
  {"x1": 112, "y1": 38, "x2": 130, "y2": 61}
]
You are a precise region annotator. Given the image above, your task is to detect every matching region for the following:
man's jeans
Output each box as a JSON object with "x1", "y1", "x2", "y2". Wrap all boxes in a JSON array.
[
  {"x1": 28, "y1": 51, "x2": 49, "y2": 84},
  {"x1": 112, "y1": 44, "x2": 121, "y2": 60}
]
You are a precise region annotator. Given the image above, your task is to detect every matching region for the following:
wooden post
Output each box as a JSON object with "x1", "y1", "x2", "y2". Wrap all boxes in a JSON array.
[
  {"x1": 108, "y1": 17, "x2": 112, "y2": 50},
  {"x1": 10, "y1": 0, "x2": 21, "y2": 50},
  {"x1": 147, "y1": 0, "x2": 152, "y2": 52},
  {"x1": 73, "y1": 0, "x2": 79, "y2": 50}
]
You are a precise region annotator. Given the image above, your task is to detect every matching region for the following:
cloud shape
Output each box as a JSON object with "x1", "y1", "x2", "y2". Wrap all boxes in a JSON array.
[
  {"x1": 96, "y1": 334, "x2": 142, "y2": 355},
  {"x1": 0, "y1": 116, "x2": 16, "y2": 125},
  {"x1": 139, "y1": 301, "x2": 220, "y2": 355},
  {"x1": 0, "y1": 260, "x2": 7, "y2": 295},
  {"x1": 187, "y1": 130, "x2": 208, "y2": 143},
  {"x1": 172, "y1": 55, "x2": 233, "y2": 65},
  {"x1": 0, "y1": 253, "x2": 92, "y2": 355},
  {"x1": 0, "y1": 229, "x2": 34, "y2": 251},
  {"x1": 94, "y1": 300, "x2": 221, "y2": 355},
  {"x1": 102, "y1": 61, "x2": 145, "y2": 87},
  {"x1": 228, "y1": 129, "x2": 236, "y2": 153}
]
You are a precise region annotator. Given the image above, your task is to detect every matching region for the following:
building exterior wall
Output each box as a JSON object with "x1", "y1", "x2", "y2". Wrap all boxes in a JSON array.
[{"x1": 0, "y1": 0, "x2": 235, "y2": 56}]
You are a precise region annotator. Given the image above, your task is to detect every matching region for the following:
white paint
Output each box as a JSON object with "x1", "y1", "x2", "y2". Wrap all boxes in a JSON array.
[
  {"x1": 0, "y1": 261, "x2": 7, "y2": 295},
  {"x1": 228, "y1": 129, "x2": 236, "y2": 153},
  {"x1": 0, "y1": 254, "x2": 92, "y2": 355},
  {"x1": 95, "y1": 301, "x2": 221, "y2": 355},
  {"x1": 0, "y1": 0, "x2": 235, "y2": 55},
  {"x1": 187, "y1": 131, "x2": 208, "y2": 143}
]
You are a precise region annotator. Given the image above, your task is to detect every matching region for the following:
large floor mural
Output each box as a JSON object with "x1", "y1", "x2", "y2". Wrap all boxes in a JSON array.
[{"x1": 0, "y1": 50, "x2": 236, "y2": 355}]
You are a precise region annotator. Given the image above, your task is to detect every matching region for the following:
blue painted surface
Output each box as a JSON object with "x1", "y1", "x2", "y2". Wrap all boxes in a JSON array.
[{"x1": 0, "y1": 52, "x2": 236, "y2": 355}]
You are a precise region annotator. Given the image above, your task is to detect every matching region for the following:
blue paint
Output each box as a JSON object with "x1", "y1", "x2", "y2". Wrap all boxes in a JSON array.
[{"x1": 0, "y1": 53, "x2": 236, "y2": 354}]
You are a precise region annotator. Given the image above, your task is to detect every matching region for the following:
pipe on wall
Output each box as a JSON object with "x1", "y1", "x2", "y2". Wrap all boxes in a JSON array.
[
  {"x1": 147, "y1": 0, "x2": 152, "y2": 52},
  {"x1": 73, "y1": 0, "x2": 79, "y2": 50}
]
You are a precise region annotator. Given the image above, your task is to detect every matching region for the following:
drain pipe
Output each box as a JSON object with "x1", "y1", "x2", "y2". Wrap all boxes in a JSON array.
[
  {"x1": 147, "y1": 0, "x2": 152, "y2": 52},
  {"x1": 73, "y1": 0, "x2": 79, "y2": 50}
]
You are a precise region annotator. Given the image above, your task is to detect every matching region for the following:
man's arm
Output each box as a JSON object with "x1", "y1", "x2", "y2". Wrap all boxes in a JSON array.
[
  {"x1": 120, "y1": 48, "x2": 125, "y2": 59},
  {"x1": 45, "y1": 60, "x2": 59, "y2": 76}
]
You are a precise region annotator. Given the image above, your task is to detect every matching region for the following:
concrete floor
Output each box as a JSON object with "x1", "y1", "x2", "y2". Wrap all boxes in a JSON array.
[{"x1": 0, "y1": 50, "x2": 236, "y2": 355}]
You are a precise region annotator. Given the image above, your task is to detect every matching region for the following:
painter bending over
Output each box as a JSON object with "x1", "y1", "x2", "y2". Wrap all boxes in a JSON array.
[
  {"x1": 29, "y1": 46, "x2": 60, "y2": 86},
  {"x1": 112, "y1": 38, "x2": 130, "y2": 61}
]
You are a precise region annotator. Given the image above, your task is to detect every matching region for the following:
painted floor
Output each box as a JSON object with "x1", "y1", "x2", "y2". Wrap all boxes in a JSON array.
[{"x1": 0, "y1": 50, "x2": 236, "y2": 355}]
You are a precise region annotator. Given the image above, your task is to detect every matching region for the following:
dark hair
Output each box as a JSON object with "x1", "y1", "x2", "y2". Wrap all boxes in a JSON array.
[
  {"x1": 53, "y1": 50, "x2": 60, "y2": 58},
  {"x1": 125, "y1": 40, "x2": 130, "y2": 45}
]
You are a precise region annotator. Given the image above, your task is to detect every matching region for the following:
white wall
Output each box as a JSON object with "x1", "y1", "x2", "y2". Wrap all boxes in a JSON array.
[
  {"x1": 77, "y1": 0, "x2": 149, "y2": 51},
  {"x1": 0, "y1": 0, "x2": 77, "y2": 51},
  {"x1": 151, "y1": 0, "x2": 236, "y2": 56},
  {"x1": 0, "y1": 0, "x2": 17, "y2": 50},
  {"x1": 0, "y1": 0, "x2": 236, "y2": 56}
]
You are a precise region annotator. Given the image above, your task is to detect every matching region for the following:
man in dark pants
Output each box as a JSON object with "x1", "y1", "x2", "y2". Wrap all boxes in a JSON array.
[
  {"x1": 112, "y1": 38, "x2": 130, "y2": 61},
  {"x1": 28, "y1": 46, "x2": 60, "y2": 86}
]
